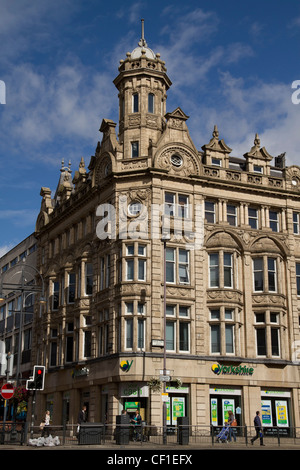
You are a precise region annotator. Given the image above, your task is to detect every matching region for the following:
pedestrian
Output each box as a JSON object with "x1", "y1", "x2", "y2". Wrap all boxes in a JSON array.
[
  {"x1": 77, "y1": 405, "x2": 87, "y2": 434},
  {"x1": 251, "y1": 411, "x2": 265, "y2": 446},
  {"x1": 40, "y1": 410, "x2": 51, "y2": 437},
  {"x1": 227, "y1": 410, "x2": 237, "y2": 442},
  {"x1": 131, "y1": 409, "x2": 142, "y2": 441}
]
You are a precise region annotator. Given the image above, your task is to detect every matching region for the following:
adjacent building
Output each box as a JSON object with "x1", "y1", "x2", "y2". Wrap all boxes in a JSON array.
[
  {"x1": 31, "y1": 27, "x2": 300, "y2": 434},
  {"x1": 0, "y1": 234, "x2": 37, "y2": 420}
]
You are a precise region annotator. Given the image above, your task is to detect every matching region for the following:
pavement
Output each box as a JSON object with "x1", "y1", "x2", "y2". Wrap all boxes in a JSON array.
[{"x1": 1, "y1": 439, "x2": 300, "y2": 451}]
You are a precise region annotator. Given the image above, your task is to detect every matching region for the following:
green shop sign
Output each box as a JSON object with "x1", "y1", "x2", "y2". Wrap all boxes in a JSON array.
[{"x1": 212, "y1": 363, "x2": 254, "y2": 376}]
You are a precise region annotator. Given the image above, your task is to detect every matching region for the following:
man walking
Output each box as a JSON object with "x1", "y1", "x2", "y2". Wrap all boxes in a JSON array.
[{"x1": 251, "y1": 411, "x2": 265, "y2": 446}]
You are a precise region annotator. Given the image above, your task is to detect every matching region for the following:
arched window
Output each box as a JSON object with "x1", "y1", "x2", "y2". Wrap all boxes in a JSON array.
[{"x1": 148, "y1": 93, "x2": 154, "y2": 113}]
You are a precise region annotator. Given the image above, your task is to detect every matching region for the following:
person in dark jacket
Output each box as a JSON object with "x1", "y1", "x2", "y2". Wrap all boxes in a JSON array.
[{"x1": 251, "y1": 411, "x2": 265, "y2": 446}]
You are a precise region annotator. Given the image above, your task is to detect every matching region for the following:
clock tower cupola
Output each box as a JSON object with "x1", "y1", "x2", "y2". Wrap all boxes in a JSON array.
[{"x1": 113, "y1": 20, "x2": 172, "y2": 159}]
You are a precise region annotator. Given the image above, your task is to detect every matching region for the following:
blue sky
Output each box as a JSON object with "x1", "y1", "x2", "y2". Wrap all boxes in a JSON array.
[{"x1": 0, "y1": 0, "x2": 299, "y2": 255}]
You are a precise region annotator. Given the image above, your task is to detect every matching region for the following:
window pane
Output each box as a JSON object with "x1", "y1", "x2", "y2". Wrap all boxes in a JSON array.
[
  {"x1": 225, "y1": 325, "x2": 234, "y2": 353},
  {"x1": 179, "y1": 306, "x2": 189, "y2": 317},
  {"x1": 166, "y1": 248, "x2": 175, "y2": 283},
  {"x1": 248, "y1": 207, "x2": 258, "y2": 229},
  {"x1": 210, "y1": 309, "x2": 220, "y2": 320},
  {"x1": 165, "y1": 193, "x2": 175, "y2": 216},
  {"x1": 126, "y1": 319, "x2": 133, "y2": 349},
  {"x1": 179, "y1": 249, "x2": 189, "y2": 284},
  {"x1": 224, "y1": 253, "x2": 233, "y2": 288},
  {"x1": 166, "y1": 305, "x2": 175, "y2": 316},
  {"x1": 256, "y1": 328, "x2": 266, "y2": 356},
  {"x1": 268, "y1": 258, "x2": 276, "y2": 292},
  {"x1": 225, "y1": 309, "x2": 233, "y2": 320},
  {"x1": 271, "y1": 328, "x2": 280, "y2": 356},
  {"x1": 126, "y1": 260, "x2": 134, "y2": 281},
  {"x1": 138, "y1": 259, "x2": 146, "y2": 281},
  {"x1": 269, "y1": 211, "x2": 278, "y2": 232},
  {"x1": 166, "y1": 322, "x2": 175, "y2": 350},
  {"x1": 178, "y1": 195, "x2": 188, "y2": 218},
  {"x1": 133, "y1": 93, "x2": 138, "y2": 112},
  {"x1": 253, "y1": 258, "x2": 263, "y2": 291},
  {"x1": 84, "y1": 330, "x2": 91, "y2": 357},
  {"x1": 148, "y1": 93, "x2": 154, "y2": 113},
  {"x1": 209, "y1": 253, "x2": 219, "y2": 288},
  {"x1": 131, "y1": 141, "x2": 139, "y2": 158},
  {"x1": 68, "y1": 273, "x2": 76, "y2": 303},
  {"x1": 205, "y1": 201, "x2": 215, "y2": 223},
  {"x1": 227, "y1": 205, "x2": 237, "y2": 226},
  {"x1": 179, "y1": 323, "x2": 189, "y2": 351},
  {"x1": 138, "y1": 319, "x2": 145, "y2": 349},
  {"x1": 211, "y1": 325, "x2": 220, "y2": 353}
]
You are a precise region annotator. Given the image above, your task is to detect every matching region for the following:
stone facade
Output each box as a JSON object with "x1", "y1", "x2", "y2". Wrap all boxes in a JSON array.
[{"x1": 32, "y1": 28, "x2": 300, "y2": 433}]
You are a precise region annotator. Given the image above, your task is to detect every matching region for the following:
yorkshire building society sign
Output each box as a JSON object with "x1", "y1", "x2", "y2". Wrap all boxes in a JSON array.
[{"x1": 212, "y1": 363, "x2": 254, "y2": 376}]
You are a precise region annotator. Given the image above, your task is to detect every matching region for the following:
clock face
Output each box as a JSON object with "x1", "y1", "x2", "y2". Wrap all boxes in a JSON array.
[{"x1": 292, "y1": 178, "x2": 298, "y2": 186}]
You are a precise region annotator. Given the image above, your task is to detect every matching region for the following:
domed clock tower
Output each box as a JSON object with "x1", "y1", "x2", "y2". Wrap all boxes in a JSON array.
[{"x1": 113, "y1": 20, "x2": 172, "y2": 160}]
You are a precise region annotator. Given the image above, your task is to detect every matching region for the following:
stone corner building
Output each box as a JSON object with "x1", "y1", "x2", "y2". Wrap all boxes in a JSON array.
[{"x1": 33, "y1": 28, "x2": 300, "y2": 433}]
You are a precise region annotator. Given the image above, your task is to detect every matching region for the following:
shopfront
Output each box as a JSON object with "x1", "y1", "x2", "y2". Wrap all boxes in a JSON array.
[
  {"x1": 165, "y1": 385, "x2": 189, "y2": 429},
  {"x1": 119, "y1": 382, "x2": 149, "y2": 422},
  {"x1": 210, "y1": 387, "x2": 242, "y2": 429},
  {"x1": 261, "y1": 390, "x2": 292, "y2": 436}
]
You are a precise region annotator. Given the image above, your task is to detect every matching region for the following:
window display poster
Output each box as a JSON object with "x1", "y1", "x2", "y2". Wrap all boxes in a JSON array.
[
  {"x1": 172, "y1": 397, "x2": 185, "y2": 425},
  {"x1": 276, "y1": 400, "x2": 289, "y2": 427},
  {"x1": 222, "y1": 399, "x2": 234, "y2": 424},
  {"x1": 261, "y1": 400, "x2": 272, "y2": 427},
  {"x1": 211, "y1": 399, "x2": 218, "y2": 426}
]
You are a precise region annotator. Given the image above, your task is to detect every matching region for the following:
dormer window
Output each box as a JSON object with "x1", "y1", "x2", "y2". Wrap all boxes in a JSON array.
[
  {"x1": 211, "y1": 157, "x2": 222, "y2": 167},
  {"x1": 132, "y1": 93, "x2": 139, "y2": 113},
  {"x1": 253, "y1": 165, "x2": 263, "y2": 174}
]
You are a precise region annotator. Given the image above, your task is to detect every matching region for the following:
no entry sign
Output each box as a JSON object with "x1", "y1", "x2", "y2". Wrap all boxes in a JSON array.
[{"x1": 1, "y1": 383, "x2": 14, "y2": 400}]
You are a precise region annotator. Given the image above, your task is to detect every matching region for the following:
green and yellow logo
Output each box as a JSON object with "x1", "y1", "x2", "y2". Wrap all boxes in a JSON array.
[
  {"x1": 212, "y1": 363, "x2": 254, "y2": 376},
  {"x1": 120, "y1": 360, "x2": 133, "y2": 372}
]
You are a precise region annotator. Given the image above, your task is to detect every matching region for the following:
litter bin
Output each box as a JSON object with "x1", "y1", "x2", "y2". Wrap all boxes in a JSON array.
[
  {"x1": 116, "y1": 414, "x2": 130, "y2": 445},
  {"x1": 78, "y1": 423, "x2": 104, "y2": 445},
  {"x1": 177, "y1": 417, "x2": 189, "y2": 445}
]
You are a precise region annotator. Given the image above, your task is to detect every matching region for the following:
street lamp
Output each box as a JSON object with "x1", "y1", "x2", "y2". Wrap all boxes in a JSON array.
[{"x1": 162, "y1": 234, "x2": 170, "y2": 444}]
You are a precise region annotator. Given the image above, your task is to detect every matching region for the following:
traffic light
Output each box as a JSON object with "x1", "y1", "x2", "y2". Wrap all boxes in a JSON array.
[
  {"x1": 33, "y1": 365, "x2": 45, "y2": 390},
  {"x1": 26, "y1": 365, "x2": 45, "y2": 390}
]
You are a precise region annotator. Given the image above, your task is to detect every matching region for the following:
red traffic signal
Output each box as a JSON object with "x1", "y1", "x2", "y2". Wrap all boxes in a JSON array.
[{"x1": 26, "y1": 365, "x2": 46, "y2": 390}]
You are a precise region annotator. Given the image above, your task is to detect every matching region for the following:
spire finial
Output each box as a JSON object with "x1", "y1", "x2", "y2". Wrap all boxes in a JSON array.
[
  {"x1": 138, "y1": 18, "x2": 147, "y2": 48},
  {"x1": 141, "y1": 18, "x2": 145, "y2": 41}
]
